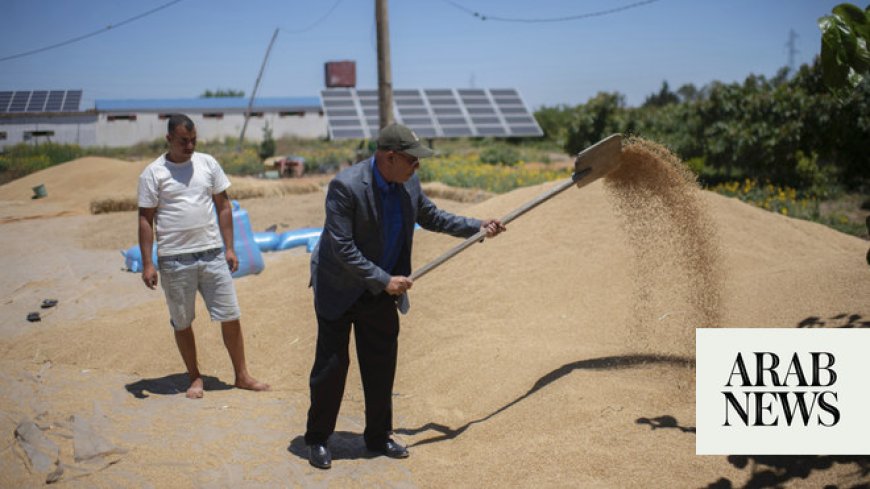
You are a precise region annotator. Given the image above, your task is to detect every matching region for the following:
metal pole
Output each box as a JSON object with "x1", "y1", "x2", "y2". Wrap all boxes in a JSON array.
[
  {"x1": 376, "y1": 0, "x2": 393, "y2": 128},
  {"x1": 238, "y1": 27, "x2": 279, "y2": 151}
]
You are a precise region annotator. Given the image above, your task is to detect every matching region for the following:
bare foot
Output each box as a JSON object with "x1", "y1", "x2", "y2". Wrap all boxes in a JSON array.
[
  {"x1": 186, "y1": 377, "x2": 204, "y2": 399},
  {"x1": 235, "y1": 375, "x2": 270, "y2": 392}
]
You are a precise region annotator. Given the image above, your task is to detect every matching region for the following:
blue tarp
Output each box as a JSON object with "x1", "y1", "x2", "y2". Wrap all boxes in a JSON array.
[{"x1": 122, "y1": 201, "x2": 264, "y2": 278}]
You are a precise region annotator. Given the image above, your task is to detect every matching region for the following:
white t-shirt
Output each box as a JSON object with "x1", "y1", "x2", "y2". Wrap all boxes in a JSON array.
[{"x1": 138, "y1": 152, "x2": 231, "y2": 256}]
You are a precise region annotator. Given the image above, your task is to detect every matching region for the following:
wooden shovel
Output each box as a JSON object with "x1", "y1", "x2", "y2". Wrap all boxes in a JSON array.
[{"x1": 410, "y1": 134, "x2": 623, "y2": 281}]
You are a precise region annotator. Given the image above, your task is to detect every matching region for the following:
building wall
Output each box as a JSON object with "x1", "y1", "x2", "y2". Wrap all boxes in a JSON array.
[
  {"x1": 0, "y1": 115, "x2": 98, "y2": 149},
  {"x1": 0, "y1": 110, "x2": 327, "y2": 150},
  {"x1": 95, "y1": 111, "x2": 327, "y2": 147}
]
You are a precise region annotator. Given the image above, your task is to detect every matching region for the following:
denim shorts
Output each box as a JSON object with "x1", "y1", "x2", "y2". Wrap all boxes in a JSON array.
[{"x1": 158, "y1": 248, "x2": 240, "y2": 331}]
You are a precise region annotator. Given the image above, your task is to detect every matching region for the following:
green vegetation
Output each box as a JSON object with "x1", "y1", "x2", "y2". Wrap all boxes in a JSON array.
[
  {"x1": 258, "y1": 123, "x2": 276, "y2": 161},
  {"x1": 541, "y1": 60, "x2": 869, "y2": 192},
  {"x1": 0, "y1": 143, "x2": 83, "y2": 183},
  {"x1": 418, "y1": 153, "x2": 566, "y2": 193},
  {"x1": 818, "y1": 3, "x2": 870, "y2": 98},
  {"x1": 3, "y1": 4, "x2": 867, "y2": 239},
  {"x1": 534, "y1": 54, "x2": 869, "y2": 238},
  {"x1": 479, "y1": 144, "x2": 521, "y2": 166}
]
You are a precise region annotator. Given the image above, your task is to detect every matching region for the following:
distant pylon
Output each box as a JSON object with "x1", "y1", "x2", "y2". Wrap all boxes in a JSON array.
[{"x1": 786, "y1": 29, "x2": 799, "y2": 73}]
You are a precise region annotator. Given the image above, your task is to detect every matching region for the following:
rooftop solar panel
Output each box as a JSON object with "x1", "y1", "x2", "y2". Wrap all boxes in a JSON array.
[
  {"x1": 321, "y1": 88, "x2": 542, "y2": 140},
  {"x1": 26, "y1": 91, "x2": 48, "y2": 112},
  {"x1": 62, "y1": 90, "x2": 82, "y2": 111},
  {"x1": 0, "y1": 90, "x2": 84, "y2": 113},
  {"x1": 9, "y1": 92, "x2": 30, "y2": 112},
  {"x1": 45, "y1": 91, "x2": 65, "y2": 112},
  {"x1": 0, "y1": 91, "x2": 12, "y2": 112}
]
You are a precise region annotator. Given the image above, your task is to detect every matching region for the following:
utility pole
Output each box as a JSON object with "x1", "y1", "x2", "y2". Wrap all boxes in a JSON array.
[
  {"x1": 376, "y1": 0, "x2": 394, "y2": 129},
  {"x1": 238, "y1": 27, "x2": 279, "y2": 151}
]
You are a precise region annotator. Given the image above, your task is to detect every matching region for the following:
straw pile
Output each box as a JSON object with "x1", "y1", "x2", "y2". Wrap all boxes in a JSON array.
[{"x1": 0, "y1": 156, "x2": 325, "y2": 217}]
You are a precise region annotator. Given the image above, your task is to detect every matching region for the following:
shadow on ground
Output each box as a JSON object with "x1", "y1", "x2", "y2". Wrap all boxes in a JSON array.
[
  {"x1": 124, "y1": 373, "x2": 233, "y2": 399},
  {"x1": 636, "y1": 415, "x2": 695, "y2": 433},
  {"x1": 397, "y1": 354, "x2": 693, "y2": 447},
  {"x1": 703, "y1": 455, "x2": 870, "y2": 489},
  {"x1": 287, "y1": 431, "x2": 378, "y2": 462},
  {"x1": 797, "y1": 313, "x2": 870, "y2": 328}
]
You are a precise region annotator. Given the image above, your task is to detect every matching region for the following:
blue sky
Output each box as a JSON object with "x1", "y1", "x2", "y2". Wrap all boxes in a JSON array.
[{"x1": 0, "y1": 0, "x2": 844, "y2": 110}]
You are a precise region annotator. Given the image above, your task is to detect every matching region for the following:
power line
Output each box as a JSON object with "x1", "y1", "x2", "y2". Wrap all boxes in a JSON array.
[
  {"x1": 280, "y1": 0, "x2": 345, "y2": 34},
  {"x1": 0, "y1": 0, "x2": 185, "y2": 63},
  {"x1": 441, "y1": 0, "x2": 660, "y2": 23}
]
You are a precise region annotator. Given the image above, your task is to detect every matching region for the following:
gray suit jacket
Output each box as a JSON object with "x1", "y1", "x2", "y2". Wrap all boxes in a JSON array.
[{"x1": 310, "y1": 159, "x2": 481, "y2": 320}]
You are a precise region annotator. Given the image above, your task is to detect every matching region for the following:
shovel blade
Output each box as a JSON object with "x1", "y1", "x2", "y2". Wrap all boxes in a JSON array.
[{"x1": 573, "y1": 133, "x2": 623, "y2": 189}]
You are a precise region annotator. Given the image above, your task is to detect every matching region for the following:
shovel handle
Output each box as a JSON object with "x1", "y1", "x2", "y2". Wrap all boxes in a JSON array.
[
  {"x1": 410, "y1": 173, "x2": 583, "y2": 281},
  {"x1": 408, "y1": 134, "x2": 622, "y2": 282}
]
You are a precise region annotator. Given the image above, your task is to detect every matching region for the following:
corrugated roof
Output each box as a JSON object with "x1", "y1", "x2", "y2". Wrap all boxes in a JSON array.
[{"x1": 95, "y1": 96, "x2": 321, "y2": 113}]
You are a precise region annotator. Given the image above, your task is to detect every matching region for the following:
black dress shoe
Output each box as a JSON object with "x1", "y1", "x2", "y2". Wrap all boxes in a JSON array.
[
  {"x1": 308, "y1": 443, "x2": 331, "y2": 469},
  {"x1": 368, "y1": 438, "x2": 409, "y2": 459}
]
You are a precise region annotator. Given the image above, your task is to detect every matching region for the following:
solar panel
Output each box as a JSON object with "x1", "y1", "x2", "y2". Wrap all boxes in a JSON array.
[
  {"x1": 0, "y1": 90, "x2": 83, "y2": 113},
  {"x1": 62, "y1": 90, "x2": 82, "y2": 111},
  {"x1": 45, "y1": 91, "x2": 65, "y2": 111},
  {"x1": 9, "y1": 92, "x2": 30, "y2": 112},
  {"x1": 26, "y1": 91, "x2": 48, "y2": 112},
  {"x1": 321, "y1": 88, "x2": 542, "y2": 140},
  {"x1": 0, "y1": 91, "x2": 12, "y2": 112}
]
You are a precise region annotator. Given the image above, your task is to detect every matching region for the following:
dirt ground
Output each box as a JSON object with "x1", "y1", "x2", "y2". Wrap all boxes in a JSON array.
[{"x1": 0, "y1": 157, "x2": 868, "y2": 488}]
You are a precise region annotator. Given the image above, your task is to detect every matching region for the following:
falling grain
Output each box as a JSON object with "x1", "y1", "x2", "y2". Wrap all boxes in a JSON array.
[{"x1": 604, "y1": 137, "x2": 723, "y2": 356}]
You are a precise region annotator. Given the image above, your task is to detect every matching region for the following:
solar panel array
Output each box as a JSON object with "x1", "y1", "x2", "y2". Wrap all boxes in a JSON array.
[
  {"x1": 321, "y1": 88, "x2": 542, "y2": 140},
  {"x1": 0, "y1": 90, "x2": 82, "y2": 113}
]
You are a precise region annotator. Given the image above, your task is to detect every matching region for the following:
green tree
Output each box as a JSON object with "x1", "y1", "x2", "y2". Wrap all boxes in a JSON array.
[
  {"x1": 534, "y1": 105, "x2": 574, "y2": 147},
  {"x1": 259, "y1": 122, "x2": 276, "y2": 161},
  {"x1": 563, "y1": 92, "x2": 625, "y2": 155},
  {"x1": 543, "y1": 56, "x2": 869, "y2": 189},
  {"x1": 642, "y1": 81, "x2": 680, "y2": 107},
  {"x1": 818, "y1": 3, "x2": 870, "y2": 97},
  {"x1": 676, "y1": 83, "x2": 700, "y2": 103}
]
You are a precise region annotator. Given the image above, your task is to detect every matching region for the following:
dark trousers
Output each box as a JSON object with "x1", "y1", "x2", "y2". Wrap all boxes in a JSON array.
[{"x1": 304, "y1": 292, "x2": 399, "y2": 447}]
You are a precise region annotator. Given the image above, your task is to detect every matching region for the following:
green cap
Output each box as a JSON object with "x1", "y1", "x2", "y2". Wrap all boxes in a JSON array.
[{"x1": 376, "y1": 123, "x2": 435, "y2": 158}]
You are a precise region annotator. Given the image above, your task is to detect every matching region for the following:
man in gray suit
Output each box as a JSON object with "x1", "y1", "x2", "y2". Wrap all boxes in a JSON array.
[{"x1": 304, "y1": 124, "x2": 506, "y2": 469}]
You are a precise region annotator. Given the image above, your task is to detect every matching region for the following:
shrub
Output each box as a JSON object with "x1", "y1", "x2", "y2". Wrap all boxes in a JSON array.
[
  {"x1": 0, "y1": 154, "x2": 53, "y2": 177},
  {"x1": 711, "y1": 179, "x2": 819, "y2": 220},
  {"x1": 795, "y1": 150, "x2": 840, "y2": 198},
  {"x1": 685, "y1": 156, "x2": 706, "y2": 176},
  {"x1": 418, "y1": 154, "x2": 568, "y2": 193},
  {"x1": 303, "y1": 150, "x2": 349, "y2": 174},
  {"x1": 259, "y1": 123, "x2": 276, "y2": 161},
  {"x1": 220, "y1": 148, "x2": 262, "y2": 175},
  {"x1": 0, "y1": 142, "x2": 82, "y2": 180},
  {"x1": 479, "y1": 145, "x2": 521, "y2": 166}
]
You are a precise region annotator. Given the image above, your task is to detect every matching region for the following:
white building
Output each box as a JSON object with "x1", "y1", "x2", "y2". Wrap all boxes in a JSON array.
[
  {"x1": 94, "y1": 96, "x2": 326, "y2": 147},
  {"x1": 0, "y1": 91, "x2": 327, "y2": 150},
  {"x1": 0, "y1": 90, "x2": 97, "y2": 148}
]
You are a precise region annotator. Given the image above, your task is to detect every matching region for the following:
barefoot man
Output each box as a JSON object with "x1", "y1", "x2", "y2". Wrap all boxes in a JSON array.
[{"x1": 138, "y1": 113, "x2": 269, "y2": 399}]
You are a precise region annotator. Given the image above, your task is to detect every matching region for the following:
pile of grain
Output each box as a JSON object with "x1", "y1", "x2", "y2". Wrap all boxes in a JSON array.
[{"x1": 3, "y1": 141, "x2": 870, "y2": 487}]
